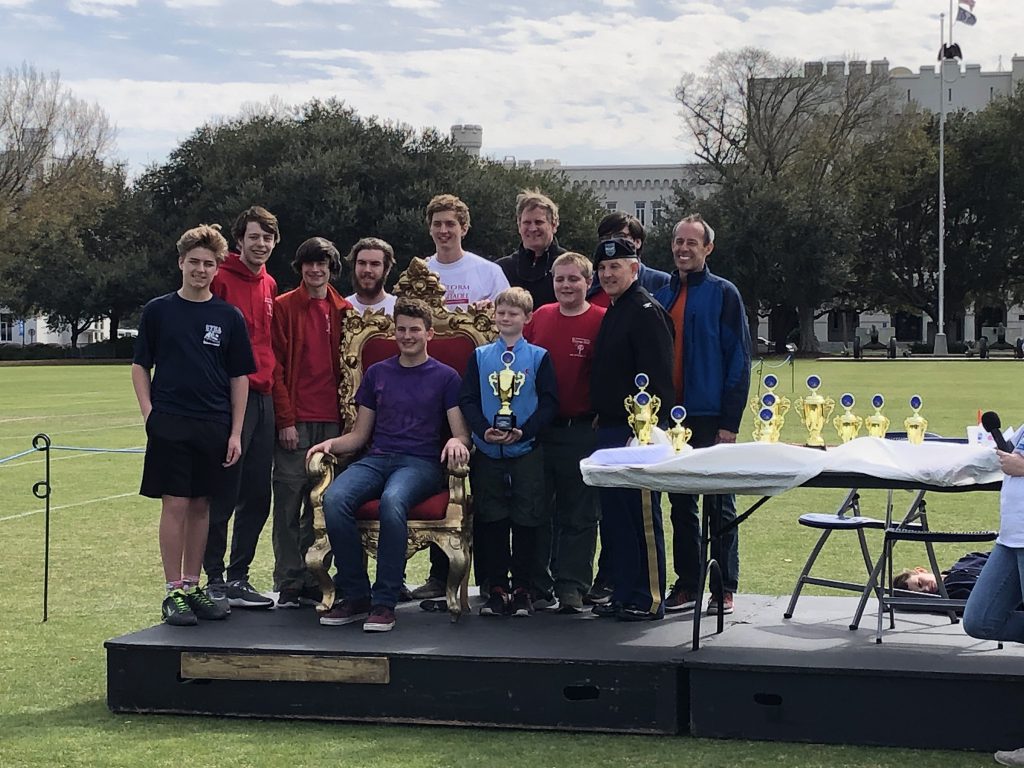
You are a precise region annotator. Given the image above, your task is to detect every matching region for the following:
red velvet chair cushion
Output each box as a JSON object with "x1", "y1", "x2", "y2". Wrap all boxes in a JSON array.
[
  {"x1": 356, "y1": 491, "x2": 451, "y2": 521},
  {"x1": 359, "y1": 334, "x2": 477, "y2": 377}
]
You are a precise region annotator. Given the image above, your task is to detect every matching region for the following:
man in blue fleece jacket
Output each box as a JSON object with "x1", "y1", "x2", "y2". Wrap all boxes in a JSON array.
[{"x1": 653, "y1": 214, "x2": 751, "y2": 617}]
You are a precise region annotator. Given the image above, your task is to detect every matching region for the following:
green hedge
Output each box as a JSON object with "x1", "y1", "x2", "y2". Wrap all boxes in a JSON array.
[{"x1": 0, "y1": 339, "x2": 135, "y2": 360}]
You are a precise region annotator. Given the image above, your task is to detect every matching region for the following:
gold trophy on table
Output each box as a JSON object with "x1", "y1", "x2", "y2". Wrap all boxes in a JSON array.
[
  {"x1": 833, "y1": 393, "x2": 863, "y2": 443},
  {"x1": 666, "y1": 405, "x2": 692, "y2": 452},
  {"x1": 488, "y1": 350, "x2": 526, "y2": 431},
  {"x1": 795, "y1": 374, "x2": 835, "y2": 448},
  {"x1": 864, "y1": 393, "x2": 890, "y2": 438},
  {"x1": 904, "y1": 394, "x2": 928, "y2": 445},
  {"x1": 750, "y1": 374, "x2": 790, "y2": 441},
  {"x1": 755, "y1": 404, "x2": 779, "y2": 443},
  {"x1": 625, "y1": 373, "x2": 660, "y2": 446}
]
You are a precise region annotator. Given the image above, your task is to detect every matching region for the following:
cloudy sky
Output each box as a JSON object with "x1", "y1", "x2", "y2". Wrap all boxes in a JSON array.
[{"x1": 0, "y1": 0, "x2": 1019, "y2": 173}]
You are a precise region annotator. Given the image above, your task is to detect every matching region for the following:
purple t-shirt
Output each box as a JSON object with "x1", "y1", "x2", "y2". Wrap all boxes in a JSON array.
[{"x1": 356, "y1": 356, "x2": 461, "y2": 460}]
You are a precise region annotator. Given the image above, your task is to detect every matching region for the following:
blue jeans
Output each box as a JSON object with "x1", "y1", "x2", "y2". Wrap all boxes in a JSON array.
[
  {"x1": 669, "y1": 492, "x2": 739, "y2": 594},
  {"x1": 323, "y1": 453, "x2": 443, "y2": 609},
  {"x1": 963, "y1": 543, "x2": 1024, "y2": 642},
  {"x1": 668, "y1": 415, "x2": 739, "y2": 594}
]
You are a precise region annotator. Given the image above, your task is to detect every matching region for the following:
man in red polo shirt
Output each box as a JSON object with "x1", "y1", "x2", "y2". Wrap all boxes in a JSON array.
[{"x1": 270, "y1": 237, "x2": 352, "y2": 608}]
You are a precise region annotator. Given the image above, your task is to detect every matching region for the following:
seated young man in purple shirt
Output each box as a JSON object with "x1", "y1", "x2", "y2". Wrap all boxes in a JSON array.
[{"x1": 307, "y1": 297, "x2": 471, "y2": 632}]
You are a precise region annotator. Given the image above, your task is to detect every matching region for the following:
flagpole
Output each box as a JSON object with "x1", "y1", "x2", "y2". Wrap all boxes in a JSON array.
[
  {"x1": 949, "y1": 0, "x2": 954, "y2": 44},
  {"x1": 934, "y1": 11, "x2": 948, "y2": 356}
]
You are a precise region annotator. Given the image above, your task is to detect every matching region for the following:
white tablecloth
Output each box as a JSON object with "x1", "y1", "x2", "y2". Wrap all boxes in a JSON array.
[{"x1": 579, "y1": 437, "x2": 1002, "y2": 496}]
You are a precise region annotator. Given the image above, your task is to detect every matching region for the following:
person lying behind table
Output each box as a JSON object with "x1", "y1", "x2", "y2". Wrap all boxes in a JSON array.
[
  {"x1": 895, "y1": 551, "x2": 993, "y2": 601},
  {"x1": 306, "y1": 297, "x2": 471, "y2": 633}
]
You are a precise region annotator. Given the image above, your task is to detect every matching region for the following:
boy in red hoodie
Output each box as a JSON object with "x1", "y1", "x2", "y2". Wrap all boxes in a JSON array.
[{"x1": 203, "y1": 205, "x2": 279, "y2": 609}]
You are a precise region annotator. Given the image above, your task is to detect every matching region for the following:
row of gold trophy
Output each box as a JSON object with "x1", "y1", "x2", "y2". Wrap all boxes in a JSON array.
[
  {"x1": 625, "y1": 373, "x2": 692, "y2": 452},
  {"x1": 750, "y1": 374, "x2": 929, "y2": 447}
]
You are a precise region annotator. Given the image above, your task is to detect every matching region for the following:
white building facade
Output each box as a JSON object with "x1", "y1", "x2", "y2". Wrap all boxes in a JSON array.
[{"x1": 0, "y1": 307, "x2": 109, "y2": 347}]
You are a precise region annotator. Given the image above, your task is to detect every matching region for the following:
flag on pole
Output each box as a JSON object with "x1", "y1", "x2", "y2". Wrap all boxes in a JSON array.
[
  {"x1": 959, "y1": 0, "x2": 976, "y2": 10},
  {"x1": 956, "y1": 6, "x2": 977, "y2": 25}
]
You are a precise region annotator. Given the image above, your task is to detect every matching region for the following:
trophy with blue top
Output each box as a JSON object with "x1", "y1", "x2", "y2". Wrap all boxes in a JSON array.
[{"x1": 488, "y1": 350, "x2": 526, "y2": 431}]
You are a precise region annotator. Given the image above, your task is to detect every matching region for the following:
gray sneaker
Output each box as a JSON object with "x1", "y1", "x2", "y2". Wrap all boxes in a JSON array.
[
  {"x1": 556, "y1": 591, "x2": 584, "y2": 614},
  {"x1": 226, "y1": 579, "x2": 274, "y2": 609},
  {"x1": 409, "y1": 577, "x2": 446, "y2": 600},
  {"x1": 205, "y1": 581, "x2": 231, "y2": 614},
  {"x1": 185, "y1": 586, "x2": 229, "y2": 620},
  {"x1": 996, "y1": 748, "x2": 1024, "y2": 767}
]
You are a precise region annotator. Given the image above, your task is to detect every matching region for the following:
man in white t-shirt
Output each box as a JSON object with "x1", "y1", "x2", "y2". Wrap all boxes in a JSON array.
[
  {"x1": 345, "y1": 237, "x2": 397, "y2": 315},
  {"x1": 424, "y1": 194, "x2": 509, "y2": 309},
  {"x1": 414, "y1": 193, "x2": 509, "y2": 603}
]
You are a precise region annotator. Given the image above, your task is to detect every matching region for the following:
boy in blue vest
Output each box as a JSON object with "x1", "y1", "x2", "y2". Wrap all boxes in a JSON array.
[{"x1": 459, "y1": 287, "x2": 559, "y2": 617}]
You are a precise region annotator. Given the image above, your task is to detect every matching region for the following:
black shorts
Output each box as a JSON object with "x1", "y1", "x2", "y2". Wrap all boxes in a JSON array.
[{"x1": 140, "y1": 411, "x2": 230, "y2": 499}]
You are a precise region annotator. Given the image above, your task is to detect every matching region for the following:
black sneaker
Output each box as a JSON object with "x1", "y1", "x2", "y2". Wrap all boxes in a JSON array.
[
  {"x1": 277, "y1": 588, "x2": 301, "y2": 609},
  {"x1": 480, "y1": 587, "x2": 510, "y2": 617},
  {"x1": 511, "y1": 588, "x2": 534, "y2": 617},
  {"x1": 617, "y1": 604, "x2": 664, "y2": 622},
  {"x1": 185, "y1": 586, "x2": 229, "y2": 620},
  {"x1": 298, "y1": 584, "x2": 323, "y2": 607},
  {"x1": 591, "y1": 601, "x2": 622, "y2": 618},
  {"x1": 226, "y1": 579, "x2": 274, "y2": 609},
  {"x1": 162, "y1": 589, "x2": 197, "y2": 626},
  {"x1": 584, "y1": 585, "x2": 614, "y2": 605}
]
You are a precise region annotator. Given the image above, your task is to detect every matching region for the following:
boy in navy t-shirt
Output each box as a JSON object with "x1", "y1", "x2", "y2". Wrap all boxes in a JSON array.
[{"x1": 132, "y1": 224, "x2": 255, "y2": 626}]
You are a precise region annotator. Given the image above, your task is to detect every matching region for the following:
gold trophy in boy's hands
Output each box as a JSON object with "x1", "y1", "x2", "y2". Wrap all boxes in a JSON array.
[{"x1": 489, "y1": 350, "x2": 525, "y2": 431}]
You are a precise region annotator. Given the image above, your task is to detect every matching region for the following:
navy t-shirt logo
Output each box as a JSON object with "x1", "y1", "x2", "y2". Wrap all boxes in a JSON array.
[{"x1": 204, "y1": 324, "x2": 223, "y2": 347}]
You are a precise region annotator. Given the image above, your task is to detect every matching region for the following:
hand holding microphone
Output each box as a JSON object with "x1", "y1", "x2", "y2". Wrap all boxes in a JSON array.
[
  {"x1": 983, "y1": 411, "x2": 1024, "y2": 475},
  {"x1": 981, "y1": 411, "x2": 1013, "y2": 452}
]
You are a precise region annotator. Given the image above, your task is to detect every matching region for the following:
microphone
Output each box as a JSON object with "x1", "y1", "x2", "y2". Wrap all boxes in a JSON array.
[{"x1": 980, "y1": 411, "x2": 1013, "y2": 452}]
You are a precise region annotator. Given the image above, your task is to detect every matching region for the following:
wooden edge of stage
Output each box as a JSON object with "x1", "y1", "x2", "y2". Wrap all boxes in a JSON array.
[{"x1": 180, "y1": 652, "x2": 391, "y2": 684}]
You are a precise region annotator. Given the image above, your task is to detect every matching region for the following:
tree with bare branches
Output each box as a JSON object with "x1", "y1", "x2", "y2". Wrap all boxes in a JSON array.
[
  {"x1": 0, "y1": 63, "x2": 115, "y2": 217},
  {"x1": 675, "y1": 48, "x2": 901, "y2": 352}
]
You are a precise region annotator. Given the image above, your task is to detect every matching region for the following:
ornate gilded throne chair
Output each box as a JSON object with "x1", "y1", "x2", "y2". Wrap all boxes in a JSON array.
[{"x1": 305, "y1": 257, "x2": 496, "y2": 621}]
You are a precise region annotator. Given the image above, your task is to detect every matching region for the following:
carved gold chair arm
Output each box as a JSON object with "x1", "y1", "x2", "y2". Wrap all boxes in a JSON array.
[{"x1": 305, "y1": 451, "x2": 339, "y2": 613}]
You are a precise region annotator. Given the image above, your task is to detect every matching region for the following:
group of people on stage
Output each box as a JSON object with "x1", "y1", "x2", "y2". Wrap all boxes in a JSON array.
[{"x1": 131, "y1": 189, "x2": 752, "y2": 632}]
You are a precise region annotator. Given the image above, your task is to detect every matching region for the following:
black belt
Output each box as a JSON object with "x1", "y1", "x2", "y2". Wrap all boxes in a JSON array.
[{"x1": 550, "y1": 413, "x2": 595, "y2": 428}]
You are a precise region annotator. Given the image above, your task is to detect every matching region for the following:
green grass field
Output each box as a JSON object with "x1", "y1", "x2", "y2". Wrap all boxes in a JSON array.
[{"x1": 0, "y1": 360, "x2": 1017, "y2": 767}]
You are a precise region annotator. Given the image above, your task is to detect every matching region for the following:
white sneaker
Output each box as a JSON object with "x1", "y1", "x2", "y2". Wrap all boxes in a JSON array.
[{"x1": 995, "y1": 748, "x2": 1024, "y2": 767}]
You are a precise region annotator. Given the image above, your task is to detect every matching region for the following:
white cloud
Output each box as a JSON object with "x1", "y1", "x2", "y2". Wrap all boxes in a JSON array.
[
  {"x1": 68, "y1": 0, "x2": 136, "y2": 18},
  {"x1": 387, "y1": 0, "x2": 439, "y2": 8},
  {"x1": 0, "y1": 0, "x2": 34, "y2": 7},
  {"x1": 165, "y1": 0, "x2": 224, "y2": 7},
  {"x1": 11, "y1": 11, "x2": 59, "y2": 28},
  {"x1": 62, "y1": 0, "x2": 1024, "y2": 170},
  {"x1": 270, "y1": 0, "x2": 356, "y2": 5}
]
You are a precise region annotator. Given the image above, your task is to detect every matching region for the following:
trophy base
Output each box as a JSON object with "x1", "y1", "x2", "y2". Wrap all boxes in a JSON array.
[
  {"x1": 803, "y1": 441, "x2": 827, "y2": 451},
  {"x1": 493, "y1": 414, "x2": 517, "y2": 432}
]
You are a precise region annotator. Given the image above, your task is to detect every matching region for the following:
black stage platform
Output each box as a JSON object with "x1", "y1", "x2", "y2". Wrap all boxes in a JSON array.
[{"x1": 106, "y1": 594, "x2": 1024, "y2": 750}]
